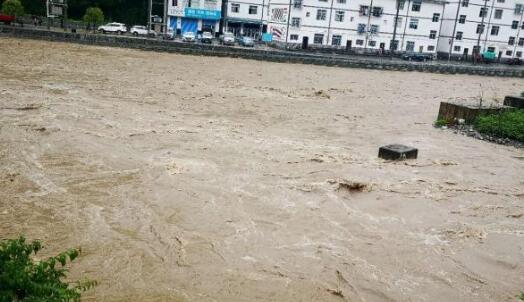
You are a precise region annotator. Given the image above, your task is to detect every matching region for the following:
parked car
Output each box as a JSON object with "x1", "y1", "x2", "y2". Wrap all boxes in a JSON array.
[
  {"x1": 506, "y1": 58, "x2": 522, "y2": 65},
  {"x1": 220, "y1": 32, "x2": 235, "y2": 46},
  {"x1": 401, "y1": 52, "x2": 433, "y2": 62},
  {"x1": 182, "y1": 31, "x2": 196, "y2": 42},
  {"x1": 98, "y1": 22, "x2": 127, "y2": 35},
  {"x1": 163, "y1": 28, "x2": 175, "y2": 40},
  {"x1": 239, "y1": 36, "x2": 255, "y2": 47},
  {"x1": 130, "y1": 25, "x2": 150, "y2": 36},
  {"x1": 0, "y1": 14, "x2": 15, "y2": 25},
  {"x1": 201, "y1": 31, "x2": 213, "y2": 44}
]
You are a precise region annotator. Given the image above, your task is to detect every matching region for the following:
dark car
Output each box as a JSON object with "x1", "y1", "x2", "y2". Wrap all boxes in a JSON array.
[
  {"x1": 239, "y1": 36, "x2": 255, "y2": 47},
  {"x1": 506, "y1": 58, "x2": 522, "y2": 65},
  {"x1": 401, "y1": 52, "x2": 433, "y2": 62}
]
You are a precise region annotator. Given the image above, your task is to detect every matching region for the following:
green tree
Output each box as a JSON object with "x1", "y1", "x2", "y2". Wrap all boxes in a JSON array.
[
  {"x1": 82, "y1": 6, "x2": 104, "y2": 30},
  {"x1": 1, "y1": 0, "x2": 25, "y2": 17},
  {"x1": 0, "y1": 236, "x2": 96, "y2": 302}
]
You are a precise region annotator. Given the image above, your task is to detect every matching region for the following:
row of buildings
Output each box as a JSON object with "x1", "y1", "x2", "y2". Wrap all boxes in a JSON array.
[{"x1": 164, "y1": 0, "x2": 524, "y2": 59}]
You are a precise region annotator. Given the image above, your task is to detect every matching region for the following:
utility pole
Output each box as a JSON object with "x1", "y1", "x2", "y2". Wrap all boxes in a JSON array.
[
  {"x1": 364, "y1": 0, "x2": 373, "y2": 50},
  {"x1": 448, "y1": 0, "x2": 461, "y2": 62},
  {"x1": 163, "y1": 0, "x2": 168, "y2": 34},
  {"x1": 148, "y1": 0, "x2": 153, "y2": 34},
  {"x1": 284, "y1": 0, "x2": 292, "y2": 47},
  {"x1": 326, "y1": 0, "x2": 334, "y2": 46},
  {"x1": 476, "y1": 0, "x2": 488, "y2": 54},
  {"x1": 390, "y1": 0, "x2": 401, "y2": 57},
  {"x1": 512, "y1": 9, "x2": 524, "y2": 58}
]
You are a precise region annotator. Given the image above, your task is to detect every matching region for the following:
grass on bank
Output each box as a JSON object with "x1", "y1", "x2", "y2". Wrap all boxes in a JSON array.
[{"x1": 474, "y1": 109, "x2": 524, "y2": 143}]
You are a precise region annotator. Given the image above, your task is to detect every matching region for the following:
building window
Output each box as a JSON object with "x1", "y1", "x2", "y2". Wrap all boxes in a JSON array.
[
  {"x1": 479, "y1": 7, "x2": 488, "y2": 18},
  {"x1": 522, "y1": 21, "x2": 524, "y2": 29},
  {"x1": 314, "y1": 33, "x2": 324, "y2": 44},
  {"x1": 411, "y1": 0, "x2": 421, "y2": 12},
  {"x1": 369, "y1": 40, "x2": 376, "y2": 47},
  {"x1": 427, "y1": 45, "x2": 435, "y2": 51},
  {"x1": 390, "y1": 40, "x2": 399, "y2": 50},
  {"x1": 319, "y1": 0, "x2": 328, "y2": 2},
  {"x1": 512, "y1": 21, "x2": 519, "y2": 29},
  {"x1": 409, "y1": 18, "x2": 419, "y2": 29},
  {"x1": 370, "y1": 24, "x2": 379, "y2": 34},
  {"x1": 519, "y1": 38, "x2": 524, "y2": 46},
  {"x1": 316, "y1": 9, "x2": 327, "y2": 20},
  {"x1": 359, "y1": 6, "x2": 369, "y2": 16},
  {"x1": 406, "y1": 41, "x2": 415, "y2": 51},
  {"x1": 372, "y1": 7, "x2": 383, "y2": 17},
  {"x1": 494, "y1": 9, "x2": 503, "y2": 19},
  {"x1": 454, "y1": 45, "x2": 461, "y2": 52},
  {"x1": 506, "y1": 50, "x2": 512, "y2": 56},
  {"x1": 337, "y1": 0, "x2": 346, "y2": 3},
  {"x1": 458, "y1": 15, "x2": 466, "y2": 24},
  {"x1": 357, "y1": 23, "x2": 366, "y2": 34},
  {"x1": 429, "y1": 30, "x2": 436, "y2": 39},
  {"x1": 432, "y1": 13, "x2": 440, "y2": 22},
  {"x1": 395, "y1": 16, "x2": 403, "y2": 28},
  {"x1": 399, "y1": 0, "x2": 405, "y2": 9},
  {"x1": 455, "y1": 31, "x2": 463, "y2": 40},
  {"x1": 356, "y1": 39, "x2": 364, "y2": 45},
  {"x1": 497, "y1": 0, "x2": 504, "y2": 2},
  {"x1": 290, "y1": 34, "x2": 299, "y2": 40},
  {"x1": 291, "y1": 17, "x2": 300, "y2": 27},
  {"x1": 515, "y1": 4, "x2": 523, "y2": 14},
  {"x1": 293, "y1": 0, "x2": 302, "y2": 8},
  {"x1": 332, "y1": 35, "x2": 342, "y2": 46},
  {"x1": 491, "y1": 25, "x2": 499, "y2": 35},
  {"x1": 517, "y1": 51, "x2": 522, "y2": 58},
  {"x1": 172, "y1": 0, "x2": 177, "y2": 6},
  {"x1": 462, "y1": 0, "x2": 469, "y2": 7},
  {"x1": 249, "y1": 5, "x2": 257, "y2": 14},
  {"x1": 509, "y1": 36, "x2": 515, "y2": 45},
  {"x1": 335, "y1": 10, "x2": 344, "y2": 22},
  {"x1": 476, "y1": 24, "x2": 484, "y2": 34},
  {"x1": 231, "y1": 3, "x2": 240, "y2": 13},
  {"x1": 306, "y1": 12, "x2": 310, "y2": 17}
]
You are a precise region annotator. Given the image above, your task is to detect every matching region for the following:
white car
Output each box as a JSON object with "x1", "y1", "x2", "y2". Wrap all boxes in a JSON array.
[
  {"x1": 182, "y1": 31, "x2": 196, "y2": 42},
  {"x1": 98, "y1": 22, "x2": 127, "y2": 35},
  {"x1": 130, "y1": 25, "x2": 149, "y2": 36},
  {"x1": 220, "y1": 32, "x2": 235, "y2": 46}
]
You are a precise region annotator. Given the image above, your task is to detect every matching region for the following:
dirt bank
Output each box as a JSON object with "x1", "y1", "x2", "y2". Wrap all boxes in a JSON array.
[{"x1": 1, "y1": 38, "x2": 523, "y2": 302}]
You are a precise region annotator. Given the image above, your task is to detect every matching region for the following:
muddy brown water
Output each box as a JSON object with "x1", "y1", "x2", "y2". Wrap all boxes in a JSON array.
[{"x1": 1, "y1": 38, "x2": 523, "y2": 301}]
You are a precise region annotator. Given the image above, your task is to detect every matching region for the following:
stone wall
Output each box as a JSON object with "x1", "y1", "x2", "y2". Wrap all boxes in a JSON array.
[{"x1": 2, "y1": 26, "x2": 524, "y2": 78}]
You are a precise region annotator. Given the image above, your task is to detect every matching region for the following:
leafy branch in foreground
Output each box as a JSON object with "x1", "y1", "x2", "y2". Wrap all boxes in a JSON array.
[{"x1": 0, "y1": 236, "x2": 96, "y2": 302}]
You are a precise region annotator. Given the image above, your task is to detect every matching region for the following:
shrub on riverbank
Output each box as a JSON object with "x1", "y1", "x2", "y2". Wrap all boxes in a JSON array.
[
  {"x1": 475, "y1": 109, "x2": 524, "y2": 143},
  {"x1": 0, "y1": 236, "x2": 96, "y2": 302}
]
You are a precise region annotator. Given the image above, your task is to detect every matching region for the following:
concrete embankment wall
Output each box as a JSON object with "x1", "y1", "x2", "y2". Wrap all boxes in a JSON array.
[{"x1": 1, "y1": 26, "x2": 523, "y2": 78}]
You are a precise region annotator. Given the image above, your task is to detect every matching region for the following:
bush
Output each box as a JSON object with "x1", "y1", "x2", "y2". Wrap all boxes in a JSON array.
[
  {"x1": 1, "y1": 0, "x2": 24, "y2": 17},
  {"x1": 0, "y1": 236, "x2": 96, "y2": 302},
  {"x1": 434, "y1": 118, "x2": 448, "y2": 127},
  {"x1": 82, "y1": 7, "x2": 104, "y2": 27},
  {"x1": 475, "y1": 109, "x2": 524, "y2": 142}
]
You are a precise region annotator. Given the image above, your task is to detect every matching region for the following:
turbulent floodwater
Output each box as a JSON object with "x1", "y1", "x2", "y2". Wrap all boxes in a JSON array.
[{"x1": 1, "y1": 38, "x2": 523, "y2": 302}]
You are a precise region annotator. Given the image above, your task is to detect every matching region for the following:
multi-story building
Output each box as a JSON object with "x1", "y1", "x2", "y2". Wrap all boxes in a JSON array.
[
  {"x1": 167, "y1": 0, "x2": 222, "y2": 35},
  {"x1": 222, "y1": 0, "x2": 268, "y2": 37},
  {"x1": 438, "y1": 0, "x2": 524, "y2": 59},
  {"x1": 266, "y1": 0, "x2": 446, "y2": 53}
]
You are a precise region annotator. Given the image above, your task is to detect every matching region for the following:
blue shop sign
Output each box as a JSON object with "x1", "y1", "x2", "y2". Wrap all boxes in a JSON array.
[{"x1": 184, "y1": 8, "x2": 221, "y2": 20}]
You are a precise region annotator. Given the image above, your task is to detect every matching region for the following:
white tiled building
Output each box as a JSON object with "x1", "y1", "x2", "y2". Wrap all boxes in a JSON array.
[
  {"x1": 438, "y1": 0, "x2": 524, "y2": 59},
  {"x1": 167, "y1": 0, "x2": 222, "y2": 35},
  {"x1": 223, "y1": 0, "x2": 269, "y2": 37},
  {"x1": 266, "y1": 0, "x2": 446, "y2": 53}
]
